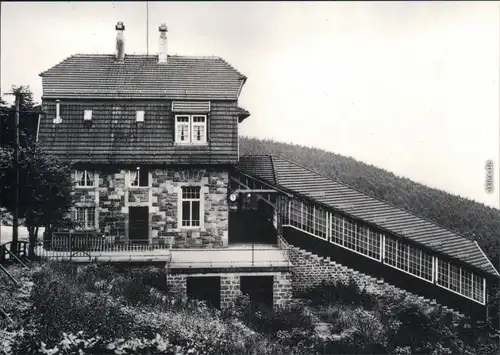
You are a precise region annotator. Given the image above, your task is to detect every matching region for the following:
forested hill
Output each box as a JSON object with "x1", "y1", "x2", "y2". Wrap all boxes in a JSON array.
[{"x1": 239, "y1": 136, "x2": 500, "y2": 271}]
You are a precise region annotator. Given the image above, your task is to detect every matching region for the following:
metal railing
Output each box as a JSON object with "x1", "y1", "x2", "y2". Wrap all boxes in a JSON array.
[
  {"x1": 38, "y1": 232, "x2": 171, "y2": 261},
  {"x1": 166, "y1": 244, "x2": 292, "y2": 269}
]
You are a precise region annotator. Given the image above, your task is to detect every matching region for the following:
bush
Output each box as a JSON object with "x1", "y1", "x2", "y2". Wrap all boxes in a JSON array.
[
  {"x1": 303, "y1": 277, "x2": 377, "y2": 310},
  {"x1": 13, "y1": 264, "x2": 134, "y2": 353}
]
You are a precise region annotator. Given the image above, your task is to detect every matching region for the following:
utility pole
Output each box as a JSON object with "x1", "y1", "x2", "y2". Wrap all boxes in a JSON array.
[
  {"x1": 146, "y1": 2, "x2": 149, "y2": 55},
  {"x1": 11, "y1": 92, "x2": 20, "y2": 255}
]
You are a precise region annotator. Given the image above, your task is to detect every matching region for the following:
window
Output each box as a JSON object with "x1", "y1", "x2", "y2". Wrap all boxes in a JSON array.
[
  {"x1": 472, "y1": 273, "x2": 484, "y2": 303},
  {"x1": 384, "y1": 236, "x2": 433, "y2": 282},
  {"x1": 75, "y1": 207, "x2": 95, "y2": 229},
  {"x1": 84, "y1": 110, "x2": 92, "y2": 121},
  {"x1": 75, "y1": 170, "x2": 94, "y2": 187},
  {"x1": 175, "y1": 115, "x2": 207, "y2": 144},
  {"x1": 130, "y1": 168, "x2": 149, "y2": 187},
  {"x1": 331, "y1": 213, "x2": 344, "y2": 246},
  {"x1": 367, "y1": 230, "x2": 381, "y2": 260},
  {"x1": 181, "y1": 186, "x2": 201, "y2": 227},
  {"x1": 344, "y1": 219, "x2": 356, "y2": 250},
  {"x1": 313, "y1": 207, "x2": 327, "y2": 239},
  {"x1": 289, "y1": 199, "x2": 302, "y2": 228},
  {"x1": 191, "y1": 115, "x2": 206, "y2": 143},
  {"x1": 136, "y1": 110, "x2": 145, "y2": 122},
  {"x1": 53, "y1": 100, "x2": 62, "y2": 124},
  {"x1": 437, "y1": 259, "x2": 449, "y2": 288},
  {"x1": 436, "y1": 258, "x2": 485, "y2": 304},
  {"x1": 303, "y1": 203, "x2": 314, "y2": 233}
]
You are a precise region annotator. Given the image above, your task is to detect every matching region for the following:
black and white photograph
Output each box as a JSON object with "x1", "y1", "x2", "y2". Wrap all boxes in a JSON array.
[{"x1": 1, "y1": 2, "x2": 500, "y2": 354}]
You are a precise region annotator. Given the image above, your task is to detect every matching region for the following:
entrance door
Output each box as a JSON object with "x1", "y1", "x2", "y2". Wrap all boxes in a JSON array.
[{"x1": 129, "y1": 207, "x2": 149, "y2": 244}]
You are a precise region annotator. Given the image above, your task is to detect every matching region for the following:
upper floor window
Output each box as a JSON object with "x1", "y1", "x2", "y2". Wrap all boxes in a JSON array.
[
  {"x1": 130, "y1": 168, "x2": 149, "y2": 188},
  {"x1": 75, "y1": 170, "x2": 94, "y2": 188},
  {"x1": 175, "y1": 115, "x2": 207, "y2": 144}
]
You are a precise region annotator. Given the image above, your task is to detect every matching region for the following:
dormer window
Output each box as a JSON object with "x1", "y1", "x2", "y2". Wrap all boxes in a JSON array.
[
  {"x1": 175, "y1": 115, "x2": 207, "y2": 144},
  {"x1": 75, "y1": 170, "x2": 95, "y2": 188}
]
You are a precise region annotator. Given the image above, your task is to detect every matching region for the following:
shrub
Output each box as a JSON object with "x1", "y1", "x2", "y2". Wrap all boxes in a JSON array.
[
  {"x1": 303, "y1": 277, "x2": 377, "y2": 310},
  {"x1": 13, "y1": 264, "x2": 134, "y2": 352}
]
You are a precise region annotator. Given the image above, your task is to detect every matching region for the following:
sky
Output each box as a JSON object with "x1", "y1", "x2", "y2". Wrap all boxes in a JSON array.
[{"x1": 1, "y1": 1, "x2": 499, "y2": 209}]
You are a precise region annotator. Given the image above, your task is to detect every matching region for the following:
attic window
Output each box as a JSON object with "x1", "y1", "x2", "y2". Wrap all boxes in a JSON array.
[
  {"x1": 84, "y1": 110, "x2": 92, "y2": 121},
  {"x1": 136, "y1": 110, "x2": 145, "y2": 123}
]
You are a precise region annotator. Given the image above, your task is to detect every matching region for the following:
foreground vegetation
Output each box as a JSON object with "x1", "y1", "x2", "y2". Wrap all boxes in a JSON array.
[{"x1": 1, "y1": 262, "x2": 499, "y2": 355}]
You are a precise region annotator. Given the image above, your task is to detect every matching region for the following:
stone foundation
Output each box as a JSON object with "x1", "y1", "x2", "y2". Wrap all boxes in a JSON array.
[{"x1": 166, "y1": 270, "x2": 293, "y2": 309}]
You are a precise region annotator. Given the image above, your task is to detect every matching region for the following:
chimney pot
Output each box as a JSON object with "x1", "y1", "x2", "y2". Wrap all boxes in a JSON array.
[
  {"x1": 115, "y1": 21, "x2": 125, "y2": 61},
  {"x1": 158, "y1": 23, "x2": 168, "y2": 64}
]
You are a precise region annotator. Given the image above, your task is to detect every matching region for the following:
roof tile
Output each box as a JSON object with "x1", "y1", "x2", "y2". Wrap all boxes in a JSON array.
[{"x1": 40, "y1": 54, "x2": 246, "y2": 100}]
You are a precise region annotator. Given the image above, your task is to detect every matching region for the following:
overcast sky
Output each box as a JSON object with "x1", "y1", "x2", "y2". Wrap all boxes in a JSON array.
[{"x1": 1, "y1": 1, "x2": 499, "y2": 209}]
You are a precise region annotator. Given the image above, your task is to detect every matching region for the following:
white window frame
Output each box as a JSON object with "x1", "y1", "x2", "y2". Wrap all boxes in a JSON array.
[
  {"x1": 74, "y1": 207, "x2": 96, "y2": 230},
  {"x1": 176, "y1": 184, "x2": 207, "y2": 230},
  {"x1": 129, "y1": 168, "x2": 149, "y2": 189},
  {"x1": 435, "y1": 258, "x2": 485, "y2": 305},
  {"x1": 75, "y1": 170, "x2": 95, "y2": 188},
  {"x1": 180, "y1": 186, "x2": 202, "y2": 228},
  {"x1": 175, "y1": 114, "x2": 207, "y2": 144},
  {"x1": 191, "y1": 115, "x2": 207, "y2": 144}
]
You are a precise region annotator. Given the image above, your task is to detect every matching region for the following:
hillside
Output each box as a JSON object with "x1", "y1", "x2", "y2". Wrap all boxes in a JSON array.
[{"x1": 239, "y1": 137, "x2": 500, "y2": 271}]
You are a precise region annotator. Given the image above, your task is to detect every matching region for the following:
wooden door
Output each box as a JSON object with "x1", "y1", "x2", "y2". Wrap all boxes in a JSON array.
[{"x1": 129, "y1": 207, "x2": 149, "y2": 244}]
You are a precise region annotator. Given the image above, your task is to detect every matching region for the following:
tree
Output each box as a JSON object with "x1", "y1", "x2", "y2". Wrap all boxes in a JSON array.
[
  {"x1": 0, "y1": 141, "x2": 74, "y2": 257},
  {"x1": 0, "y1": 85, "x2": 40, "y2": 148}
]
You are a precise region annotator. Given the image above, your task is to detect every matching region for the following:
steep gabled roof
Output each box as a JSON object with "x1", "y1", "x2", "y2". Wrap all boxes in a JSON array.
[
  {"x1": 237, "y1": 155, "x2": 500, "y2": 277},
  {"x1": 40, "y1": 54, "x2": 246, "y2": 100}
]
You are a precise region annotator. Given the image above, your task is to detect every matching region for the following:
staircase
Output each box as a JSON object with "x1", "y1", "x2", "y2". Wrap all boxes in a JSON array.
[{"x1": 286, "y1": 243, "x2": 466, "y2": 319}]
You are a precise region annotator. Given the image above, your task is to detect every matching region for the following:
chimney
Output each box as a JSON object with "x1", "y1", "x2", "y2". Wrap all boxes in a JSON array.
[
  {"x1": 115, "y1": 22, "x2": 125, "y2": 61},
  {"x1": 158, "y1": 24, "x2": 168, "y2": 64}
]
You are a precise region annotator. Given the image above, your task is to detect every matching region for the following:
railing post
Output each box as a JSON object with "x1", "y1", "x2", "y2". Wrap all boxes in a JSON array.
[
  {"x1": 0, "y1": 245, "x2": 5, "y2": 264},
  {"x1": 69, "y1": 231, "x2": 73, "y2": 261},
  {"x1": 252, "y1": 243, "x2": 254, "y2": 266}
]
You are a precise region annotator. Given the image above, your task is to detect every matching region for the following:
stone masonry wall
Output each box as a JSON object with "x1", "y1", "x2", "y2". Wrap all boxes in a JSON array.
[
  {"x1": 166, "y1": 271, "x2": 293, "y2": 310},
  {"x1": 70, "y1": 167, "x2": 228, "y2": 246},
  {"x1": 99, "y1": 170, "x2": 127, "y2": 239},
  {"x1": 151, "y1": 169, "x2": 229, "y2": 248},
  {"x1": 288, "y1": 245, "x2": 464, "y2": 316}
]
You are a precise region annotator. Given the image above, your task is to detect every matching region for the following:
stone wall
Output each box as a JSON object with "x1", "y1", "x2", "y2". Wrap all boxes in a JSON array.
[
  {"x1": 288, "y1": 245, "x2": 464, "y2": 316},
  {"x1": 70, "y1": 167, "x2": 228, "y2": 247},
  {"x1": 166, "y1": 271, "x2": 293, "y2": 309},
  {"x1": 151, "y1": 169, "x2": 229, "y2": 248},
  {"x1": 99, "y1": 170, "x2": 127, "y2": 238}
]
